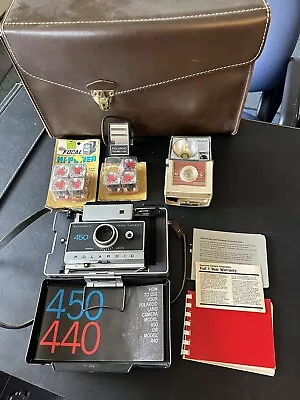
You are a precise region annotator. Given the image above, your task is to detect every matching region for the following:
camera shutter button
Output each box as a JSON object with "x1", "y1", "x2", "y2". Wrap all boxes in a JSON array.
[{"x1": 125, "y1": 230, "x2": 134, "y2": 240}]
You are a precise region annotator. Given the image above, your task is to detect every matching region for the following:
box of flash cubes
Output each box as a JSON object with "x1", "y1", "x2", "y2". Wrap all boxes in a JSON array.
[
  {"x1": 164, "y1": 137, "x2": 213, "y2": 207},
  {"x1": 46, "y1": 139, "x2": 100, "y2": 209}
]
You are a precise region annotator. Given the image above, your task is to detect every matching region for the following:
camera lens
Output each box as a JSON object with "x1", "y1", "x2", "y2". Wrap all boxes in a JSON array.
[
  {"x1": 97, "y1": 226, "x2": 113, "y2": 242},
  {"x1": 93, "y1": 224, "x2": 118, "y2": 248}
]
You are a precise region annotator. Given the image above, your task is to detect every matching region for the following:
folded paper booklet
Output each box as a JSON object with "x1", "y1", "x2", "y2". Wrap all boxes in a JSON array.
[
  {"x1": 182, "y1": 291, "x2": 276, "y2": 376},
  {"x1": 191, "y1": 229, "x2": 269, "y2": 288},
  {"x1": 195, "y1": 262, "x2": 265, "y2": 313}
]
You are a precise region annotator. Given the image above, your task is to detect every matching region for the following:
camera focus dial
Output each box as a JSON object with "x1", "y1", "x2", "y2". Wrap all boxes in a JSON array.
[{"x1": 93, "y1": 224, "x2": 118, "y2": 249}]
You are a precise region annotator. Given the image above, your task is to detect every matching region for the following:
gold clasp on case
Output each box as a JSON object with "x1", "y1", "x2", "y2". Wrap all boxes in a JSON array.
[{"x1": 90, "y1": 89, "x2": 115, "y2": 112}]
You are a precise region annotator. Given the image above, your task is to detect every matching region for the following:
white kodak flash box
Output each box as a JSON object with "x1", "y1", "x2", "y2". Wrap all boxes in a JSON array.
[{"x1": 164, "y1": 137, "x2": 213, "y2": 207}]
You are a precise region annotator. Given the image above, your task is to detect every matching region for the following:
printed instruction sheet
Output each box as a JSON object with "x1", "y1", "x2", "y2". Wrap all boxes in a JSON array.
[
  {"x1": 195, "y1": 262, "x2": 265, "y2": 313},
  {"x1": 191, "y1": 229, "x2": 269, "y2": 288}
]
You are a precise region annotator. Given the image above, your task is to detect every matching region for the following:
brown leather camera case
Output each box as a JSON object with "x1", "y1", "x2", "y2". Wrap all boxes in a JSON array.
[{"x1": 1, "y1": 0, "x2": 269, "y2": 137}]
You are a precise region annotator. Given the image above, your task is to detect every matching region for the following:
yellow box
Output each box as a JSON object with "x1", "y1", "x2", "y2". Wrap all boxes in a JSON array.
[{"x1": 46, "y1": 139, "x2": 100, "y2": 210}]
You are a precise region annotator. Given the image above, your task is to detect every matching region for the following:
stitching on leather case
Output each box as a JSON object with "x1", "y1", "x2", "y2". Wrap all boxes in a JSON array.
[
  {"x1": 13, "y1": 61, "x2": 53, "y2": 135},
  {"x1": 4, "y1": 7, "x2": 266, "y2": 25},
  {"x1": 1, "y1": 0, "x2": 16, "y2": 28},
  {"x1": 116, "y1": 61, "x2": 259, "y2": 95},
  {"x1": 1, "y1": 25, "x2": 90, "y2": 97},
  {"x1": 1, "y1": 0, "x2": 270, "y2": 102},
  {"x1": 232, "y1": 64, "x2": 253, "y2": 135}
]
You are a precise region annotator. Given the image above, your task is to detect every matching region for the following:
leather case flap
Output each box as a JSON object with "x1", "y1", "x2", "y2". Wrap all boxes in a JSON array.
[{"x1": 2, "y1": 0, "x2": 269, "y2": 100}]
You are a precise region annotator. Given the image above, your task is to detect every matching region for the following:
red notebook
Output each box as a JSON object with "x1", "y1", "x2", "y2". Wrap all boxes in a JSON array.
[{"x1": 182, "y1": 291, "x2": 276, "y2": 376}]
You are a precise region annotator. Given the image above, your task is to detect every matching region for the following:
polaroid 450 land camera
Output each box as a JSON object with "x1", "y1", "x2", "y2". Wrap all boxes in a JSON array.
[
  {"x1": 26, "y1": 204, "x2": 171, "y2": 372},
  {"x1": 45, "y1": 203, "x2": 169, "y2": 277}
]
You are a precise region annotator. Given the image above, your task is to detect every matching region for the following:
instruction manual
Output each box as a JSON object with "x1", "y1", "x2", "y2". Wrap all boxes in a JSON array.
[
  {"x1": 195, "y1": 262, "x2": 265, "y2": 313},
  {"x1": 191, "y1": 229, "x2": 269, "y2": 288}
]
